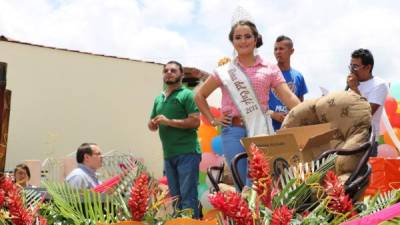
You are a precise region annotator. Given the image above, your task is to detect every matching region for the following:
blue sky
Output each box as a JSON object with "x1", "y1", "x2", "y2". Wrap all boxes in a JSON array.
[{"x1": 0, "y1": 0, "x2": 399, "y2": 99}]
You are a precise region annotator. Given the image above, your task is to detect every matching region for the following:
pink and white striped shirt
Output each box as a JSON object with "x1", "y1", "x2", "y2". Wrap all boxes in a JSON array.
[{"x1": 212, "y1": 56, "x2": 285, "y2": 117}]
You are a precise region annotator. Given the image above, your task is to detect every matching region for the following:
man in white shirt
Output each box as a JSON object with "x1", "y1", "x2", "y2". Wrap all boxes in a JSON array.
[
  {"x1": 65, "y1": 143, "x2": 103, "y2": 189},
  {"x1": 347, "y1": 48, "x2": 389, "y2": 152}
]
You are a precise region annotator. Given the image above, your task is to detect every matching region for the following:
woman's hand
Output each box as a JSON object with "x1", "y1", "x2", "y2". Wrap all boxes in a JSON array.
[
  {"x1": 271, "y1": 111, "x2": 286, "y2": 123},
  {"x1": 195, "y1": 76, "x2": 220, "y2": 127},
  {"x1": 274, "y1": 83, "x2": 301, "y2": 110},
  {"x1": 212, "y1": 114, "x2": 232, "y2": 127}
]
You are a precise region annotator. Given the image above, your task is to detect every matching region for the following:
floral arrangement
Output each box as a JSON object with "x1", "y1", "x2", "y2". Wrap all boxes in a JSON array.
[
  {"x1": 0, "y1": 177, "x2": 46, "y2": 225},
  {"x1": 40, "y1": 161, "x2": 182, "y2": 225},
  {"x1": 208, "y1": 143, "x2": 400, "y2": 225},
  {"x1": 6, "y1": 145, "x2": 400, "y2": 224}
]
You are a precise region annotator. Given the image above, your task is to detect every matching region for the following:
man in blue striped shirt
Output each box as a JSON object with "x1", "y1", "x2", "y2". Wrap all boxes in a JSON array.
[{"x1": 66, "y1": 143, "x2": 103, "y2": 189}]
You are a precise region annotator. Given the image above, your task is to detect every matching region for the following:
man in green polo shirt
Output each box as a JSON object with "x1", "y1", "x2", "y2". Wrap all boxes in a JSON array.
[{"x1": 148, "y1": 61, "x2": 201, "y2": 218}]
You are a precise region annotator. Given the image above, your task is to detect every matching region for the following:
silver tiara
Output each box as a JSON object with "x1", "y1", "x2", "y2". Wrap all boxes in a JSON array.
[{"x1": 231, "y1": 6, "x2": 254, "y2": 26}]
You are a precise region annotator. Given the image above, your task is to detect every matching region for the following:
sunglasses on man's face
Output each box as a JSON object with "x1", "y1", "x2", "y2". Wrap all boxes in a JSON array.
[{"x1": 348, "y1": 64, "x2": 365, "y2": 72}]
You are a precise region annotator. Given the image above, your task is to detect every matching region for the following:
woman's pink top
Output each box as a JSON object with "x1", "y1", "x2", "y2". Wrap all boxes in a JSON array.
[{"x1": 212, "y1": 56, "x2": 285, "y2": 117}]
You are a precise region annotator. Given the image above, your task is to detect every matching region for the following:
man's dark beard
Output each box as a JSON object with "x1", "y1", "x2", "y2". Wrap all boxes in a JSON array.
[{"x1": 165, "y1": 77, "x2": 181, "y2": 85}]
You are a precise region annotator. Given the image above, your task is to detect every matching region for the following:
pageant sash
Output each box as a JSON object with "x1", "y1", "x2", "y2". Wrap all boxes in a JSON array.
[{"x1": 216, "y1": 63, "x2": 274, "y2": 136}]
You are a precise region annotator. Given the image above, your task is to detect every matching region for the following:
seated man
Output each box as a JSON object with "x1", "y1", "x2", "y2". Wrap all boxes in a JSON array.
[{"x1": 66, "y1": 143, "x2": 103, "y2": 189}]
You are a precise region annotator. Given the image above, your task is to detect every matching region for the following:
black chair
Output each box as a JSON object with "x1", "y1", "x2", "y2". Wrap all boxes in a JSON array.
[
  {"x1": 297, "y1": 139, "x2": 374, "y2": 212},
  {"x1": 315, "y1": 141, "x2": 373, "y2": 199},
  {"x1": 206, "y1": 162, "x2": 225, "y2": 192},
  {"x1": 230, "y1": 152, "x2": 247, "y2": 191},
  {"x1": 230, "y1": 137, "x2": 374, "y2": 197},
  {"x1": 207, "y1": 154, "x2": 279, "y2": 192}
]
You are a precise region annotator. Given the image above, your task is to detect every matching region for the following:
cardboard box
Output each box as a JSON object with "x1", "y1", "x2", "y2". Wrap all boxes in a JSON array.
[{"x1": 241, "y1": 123, "x2": 337, "y2": 166}]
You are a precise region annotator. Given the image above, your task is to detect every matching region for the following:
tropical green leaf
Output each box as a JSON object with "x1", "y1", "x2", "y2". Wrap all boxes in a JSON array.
[
  {"x1": 358, "y1": 189, "x2": 400, "y2": 217},
  {"x1": 23, "y1": 188, "x2": 45, "y2": 210},
  {"x1": 40, "y1": 154, "x2": 149, "y2": 224},
  {"x1": 273, "y1": 154, "x2": 336, "y2": 210},
  {"x1": 43, "y1": 181, "x2": 126, "y2": 224},
  {"x1": 99, "y1": 154, "x2": 146, "y2": 197}
]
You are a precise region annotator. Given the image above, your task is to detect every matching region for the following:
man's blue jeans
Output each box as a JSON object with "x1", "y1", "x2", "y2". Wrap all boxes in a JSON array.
[
  {"x1": 221, "y1": 126, "x2": 250, "y2": 189},
  {"x1": 164, "y1": 153, "x2": 201, "y2": 218}
]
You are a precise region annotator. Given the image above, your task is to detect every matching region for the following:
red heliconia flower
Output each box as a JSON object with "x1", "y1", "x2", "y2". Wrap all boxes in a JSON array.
[
  {"x1": 302, "y1": 210, "x2": 310, "y2": 218},
  {"x1": 0, "y1": 178, "x2": 34, "y2": 225},
  {"x1": 323, "y1": 170, "x2": 340, "y2": 193},
  {"x1": 248, "y1": 143, "x2": 270, "y2": 180},
  {"x1": 270, "y1": 205, "x2": 293, "y2": 225},
  {"x1": 248, "y1": 143, "x2": 272, "y2": 207},
  {"x1": 209, "y1": 191, "x2": 253, "y2": 225},
  {"x1": 92, "y1": 174, "x2": 122, "y2": 193},
  {"x1": 128, "y1": 172, "x2": 150, "y2": 221},
  {"x1": 38, "y1": 216, "x2": 48, "y2": 225},
  {"x1": 1, "y1": 177, "x2": 14, "y2": 191},
  {"x1": 0, "y1": 189, "x2": 5, "y2": 206},
  {"x1": 208, "y1": 191, "x2": 226, "y2": 210},
  {"x1": 39, "y1": 217, "x2": 47, "y2": 225},
  {"x1": 323, "y1": 171, "x2": 353, "y2": 214}
]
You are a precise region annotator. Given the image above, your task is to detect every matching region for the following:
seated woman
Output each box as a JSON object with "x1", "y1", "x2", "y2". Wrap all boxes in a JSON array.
[{"x1": 13, "y1": 163, "x2": 33, "y2": 188}]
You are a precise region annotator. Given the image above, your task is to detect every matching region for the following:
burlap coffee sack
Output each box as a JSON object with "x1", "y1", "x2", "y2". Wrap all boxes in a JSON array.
[
  {"x1": 315, "y1": 91, "x2": 371, "y2": 175},
  {"x1": 281, "y1": 99, "x2": 319, "y2": 128}
]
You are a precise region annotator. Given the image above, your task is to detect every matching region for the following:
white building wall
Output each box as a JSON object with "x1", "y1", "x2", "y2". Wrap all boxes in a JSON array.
[{"x1": 0, "y1": 40, "x2": 165, "y2": 177}]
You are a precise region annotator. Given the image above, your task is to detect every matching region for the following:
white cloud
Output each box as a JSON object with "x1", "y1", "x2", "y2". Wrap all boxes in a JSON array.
[
  {"x1": 139, "y1": 0, "x2": 195, "y2": 26},
  {"x1": 129, "y1": 27, "x2": 189, "y2": 62},
  {"x1": 0, "y1": 0, "x2": 399, "y2": 98}
]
